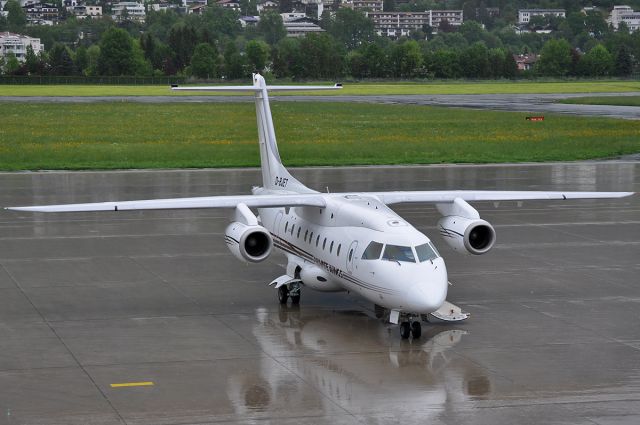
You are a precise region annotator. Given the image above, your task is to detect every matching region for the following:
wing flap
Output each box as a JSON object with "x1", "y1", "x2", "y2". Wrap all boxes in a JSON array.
[{"x1": 7, "y1": 194, "x2": 326, "y2": 213}]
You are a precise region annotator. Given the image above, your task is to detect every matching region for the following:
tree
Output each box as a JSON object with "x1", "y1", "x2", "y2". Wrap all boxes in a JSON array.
[
  {"x1": 258, "y1": 12, "x2": 286, "y2": 45},
  {"x1": 389, "y1": 40, "x2": 423, "y2": 78},
  {"x1": 460, "y1": 42, "x2": 489, "y2": 78},
  {"x1": 48, "y1": 43, "x2": 75, "y2": 76},
  {"x1": 245, "y1": 40, "x2": 269, "y2": 72},
  {"x1": 5, "y1": 0, "x2": 26, "y2": 33},
  {"x1": 97, "y1": 27, "x2": 136, "y2": 75},
  {"x1": 503, "y1": 51, "x2": 517, "y2": 79},
  {"x1": 84, "y1": 45, "x2": 100, "y2": 76},
  {"x1": 223, "y1": 41, "x2": 246, "y2": 80},
  {"x1": 328, "y1": 9, "x2": 375, "y2": 50},
  {"x1": 3, "y1": 52, "x2": 20, "y2": 75},
  {"x1": 298, "y1": 33, "x2": 345, "y2": 79},
  {"x1": 426, "y1": 50, "x2": 460, "y2": 79},
  {"x1": 614, "y1": 45, "x2": 633, "y2": 77},
  {"x1": 535, "y1": 38, "x2": 572, "y2": 76},
  {"x1": 578, "y1": 44, "x2": 613, "y2": 77},
  {"x1": 271, "y1": 37, "x2": 302, "y2": 78},
  {"x1": 190, "y1": 42, "x2": 219, "y2": 78},
  {"x1": 168, "y1": 23, "x2": 198, "y2": 71},
  {"x1": 24, "y1": 45, "x2": 40, "y2": 75}
]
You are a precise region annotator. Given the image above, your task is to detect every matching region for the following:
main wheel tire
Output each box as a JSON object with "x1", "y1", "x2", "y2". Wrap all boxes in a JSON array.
[
  {"x1": 400, "y1": 322, "x2": 411, "y2": 339},
  {"x1": 277, "y1": 286, "x2": 289, "y2": 304},
  {"x1": 290, "y1": 294, "x2": 300, "y2": 305},
  {"x1": 411, "y1": 321, "x2": 422, "y2": 339}
]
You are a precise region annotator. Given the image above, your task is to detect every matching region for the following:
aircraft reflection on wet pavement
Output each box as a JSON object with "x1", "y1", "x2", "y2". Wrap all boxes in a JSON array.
[{"x1": 225, "y1": 307, "x2": 491, "y2": 417}]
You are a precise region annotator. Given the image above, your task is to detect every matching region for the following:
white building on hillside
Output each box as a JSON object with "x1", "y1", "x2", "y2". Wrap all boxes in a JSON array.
[
  {"x1": 112, "y1": 2, "x2": 146, "y2": 23},
  {"x1": 366, "y1": 10, "x2": 463, "y2": 38},
  {"x1": 609, "y1": 5, "x2": 640, "y2": 31},
  {"x1": 0, "y1": 32, "x2": 44, "y2": 62},
  {"x1": 518, "y1": 9, "x2": 565, "y2": 24}
]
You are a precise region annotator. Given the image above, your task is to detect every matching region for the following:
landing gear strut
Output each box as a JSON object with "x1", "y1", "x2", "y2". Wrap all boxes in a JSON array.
[
  {"x1": 277, "y1": 281, "x2": 301, "y2": 305},
  {"x1": 277, "y1": 285, "x2": 289, "y2": 304}
]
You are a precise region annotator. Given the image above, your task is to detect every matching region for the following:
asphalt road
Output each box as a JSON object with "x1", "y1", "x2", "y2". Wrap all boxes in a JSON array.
[
  {"x1": 2, "y1": 92, "x2": 640, "y2": 119},
  {"x1": 0, "y1": 163, "x2": 638, "y2": 424}
]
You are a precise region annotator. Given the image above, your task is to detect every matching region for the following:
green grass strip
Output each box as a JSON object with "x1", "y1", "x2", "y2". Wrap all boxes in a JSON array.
[{"x1": 0, "y1": 102, "x2": 638, "y2": 170}]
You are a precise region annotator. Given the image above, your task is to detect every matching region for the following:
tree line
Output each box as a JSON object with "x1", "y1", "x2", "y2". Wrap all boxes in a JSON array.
[{"x1": 1, "y1": 2, "x2": 639, "y2": 80}]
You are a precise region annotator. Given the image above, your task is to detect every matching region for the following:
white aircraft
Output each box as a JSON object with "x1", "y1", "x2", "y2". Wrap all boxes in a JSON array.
[{"x1": 8, "y1": 74, "x2": 634, "y2": 339}]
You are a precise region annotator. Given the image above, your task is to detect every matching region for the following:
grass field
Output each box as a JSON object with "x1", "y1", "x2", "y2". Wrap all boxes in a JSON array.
[
  {"x1": 559, "y1": 96, "x2": 640, "y2": 106},
  {"x1": 0, "y1": 102, "x2": 638, "y2": 171},
  {"x1": 2, "y1": 80, "x2": 640, "y2": 96}
]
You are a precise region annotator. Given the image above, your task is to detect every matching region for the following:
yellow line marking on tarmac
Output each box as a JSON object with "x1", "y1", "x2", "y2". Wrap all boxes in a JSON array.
[{"x1": 110, "y1": 382, "x2": 154, "y2": 388}]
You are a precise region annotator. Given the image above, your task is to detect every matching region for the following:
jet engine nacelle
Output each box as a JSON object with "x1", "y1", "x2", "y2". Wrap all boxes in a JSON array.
[
  {"x1": 437, "y1": 216, "x2": 496, "y2": 255},
  {"x1": 225, "y1": 221, "x2": 273, "y2": 263}
]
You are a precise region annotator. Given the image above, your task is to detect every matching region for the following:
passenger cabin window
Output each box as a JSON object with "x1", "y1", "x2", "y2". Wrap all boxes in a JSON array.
[
  {"x1": 416, "y1": 242, "x2": 439, "y2": 263},
  {"x1": 348, "y1": 249, "x2": 353, "y2": 261},
  {"x1": 323, "y1": 238, "x2": 327, "y2": 250},
  {"x1": 297, "y1": 228, "x2": 301, "y2": 239},
  {"x1": 310, "y1": 232, "x2": 314, "y2": 244},
  {"x1": 337, "y1": 244, "x2": 341, "y2": 256},
  {"x1": 330, "y1": 241, "x2": 334, "y2": 253},
  {"x1": 316, "y1": 235, "x2": 320, "y2": 247},
  {"x1": 382, "y1": 245, "x2": 416, "y2": 263},
  {"x1": 291, "y1": 224, "x2": 295, "y2": 235},
  {"x1": 362, "y1": 242, "x2": 383, "y2": 260},
  {"x1": 285, "y1": 222, "x2": 288, "y2": 233}
]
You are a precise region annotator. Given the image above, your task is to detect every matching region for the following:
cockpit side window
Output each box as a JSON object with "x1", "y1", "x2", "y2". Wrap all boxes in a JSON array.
[
  {"x1": 362, "y1": 241, "x2": 383, "y2": 260},
  {"x1": 382, "y1": 244, "x2": 416, "y2": 263},
  {"x1": 416, "y1": 242, "x2": 439, "y2": 262}
]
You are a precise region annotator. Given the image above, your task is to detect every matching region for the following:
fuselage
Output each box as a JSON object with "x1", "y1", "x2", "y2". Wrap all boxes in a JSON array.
[{"x1": 257, "y1": 188, "x2": 448, "y2": 315}]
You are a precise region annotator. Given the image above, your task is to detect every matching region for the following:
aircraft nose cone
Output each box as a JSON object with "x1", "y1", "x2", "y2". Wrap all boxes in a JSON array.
[{"x1": 407, "y1": 267, "x2": 448, "y2": 313}]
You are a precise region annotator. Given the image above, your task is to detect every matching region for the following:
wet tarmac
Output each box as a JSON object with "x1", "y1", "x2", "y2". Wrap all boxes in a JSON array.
[
  {"x1": 0, "y1": 163, "x2": 638, "y2": 425},
  {"x1": 2, "y1": 92, "x2": 640, "y2": 119}
]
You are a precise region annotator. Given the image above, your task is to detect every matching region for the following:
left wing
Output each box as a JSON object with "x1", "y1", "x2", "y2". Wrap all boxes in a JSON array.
[
  {"x1": 369, "y1": 190, "x2": 634, "y2": 205},
  {"x1": 7, "y1": 193, "x2": 326, "y2": 212}
]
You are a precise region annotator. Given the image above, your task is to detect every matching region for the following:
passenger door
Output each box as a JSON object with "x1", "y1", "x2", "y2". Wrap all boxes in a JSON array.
[{"x1": 346, "y1": 241, "x2": 358, "y2": 274}]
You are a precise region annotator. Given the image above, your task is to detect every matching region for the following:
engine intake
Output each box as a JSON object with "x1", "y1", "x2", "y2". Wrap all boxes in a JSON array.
[
  {"x1": 225, "y1": 221, "x2": 273, "y2": 263},
  {"x1": 437, "y1": 216, "x2": 496, "y2": 255}
]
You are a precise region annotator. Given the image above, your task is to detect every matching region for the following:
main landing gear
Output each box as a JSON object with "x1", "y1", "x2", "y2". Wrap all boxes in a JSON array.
[
  {"x1": 277, "y1": 281, "x2": 301, "y2": 305},
  {"x1": 399, "y1": 320, "x2": 422, "y2": 340}
]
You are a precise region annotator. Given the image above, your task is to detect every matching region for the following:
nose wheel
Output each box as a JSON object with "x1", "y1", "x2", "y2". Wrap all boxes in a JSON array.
[
  {"x1": 400, "y1": 320, "x2": 422, "y2": 339},
  {"x1": 277, "y1": 282, "x2": 301, "y2": 305}
]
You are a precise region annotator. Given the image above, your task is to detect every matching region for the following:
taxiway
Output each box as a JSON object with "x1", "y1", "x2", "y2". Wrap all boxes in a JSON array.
[
  {"x1": 2, "y1": 92, "x2": 640, "y2": 119},
  {"x1": 0, "y1": 163, "x2": 638, "y2": 424}
]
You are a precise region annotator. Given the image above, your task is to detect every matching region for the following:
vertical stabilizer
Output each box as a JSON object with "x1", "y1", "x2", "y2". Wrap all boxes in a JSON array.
[
  {"x1": 171, "y1": 75, "x2": 341, "y2": 193},
  {"x1": 252, "y1": 74, "x2": 312, "y2": 193}
]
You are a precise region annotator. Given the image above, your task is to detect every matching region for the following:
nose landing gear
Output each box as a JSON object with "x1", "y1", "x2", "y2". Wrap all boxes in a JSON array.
[
  {"x1": 277, "y1": 281, "x2": 301, "y2": 305},
  {"x1": 399, "y1": 318, "x2": 422, "y2": 340}
]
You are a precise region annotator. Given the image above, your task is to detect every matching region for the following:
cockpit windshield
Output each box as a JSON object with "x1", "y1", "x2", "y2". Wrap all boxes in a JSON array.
[
  {"x1": 362, "y1": 241, "x2": 383, "y2": 260},
  {"x1": 382, "y1": 244, "x2": 416, "y2": 263},
  {"x1": 416, "y1": 242, "x2": 440, "y2": 262}
]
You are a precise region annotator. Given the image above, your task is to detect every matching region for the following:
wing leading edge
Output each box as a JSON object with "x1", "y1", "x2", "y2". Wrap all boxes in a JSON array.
[
  {"x1": 7, "y1": 194, "x2": 326, "y2": 213},
  {"x1": 372, "y1": 190, "x2": 634, "y2": 205},
  {"x1": 6, "y1": 190, "x2": 632, "y2": 213}
]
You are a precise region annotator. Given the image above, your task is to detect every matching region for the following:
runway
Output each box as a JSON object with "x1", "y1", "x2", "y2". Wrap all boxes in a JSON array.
[
  {"x1": 0, "y1": 163, "x2": 638, "y2": 425},
  {"x1": 2, "y1": 92, "x2": 640, "y2": 119}
]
